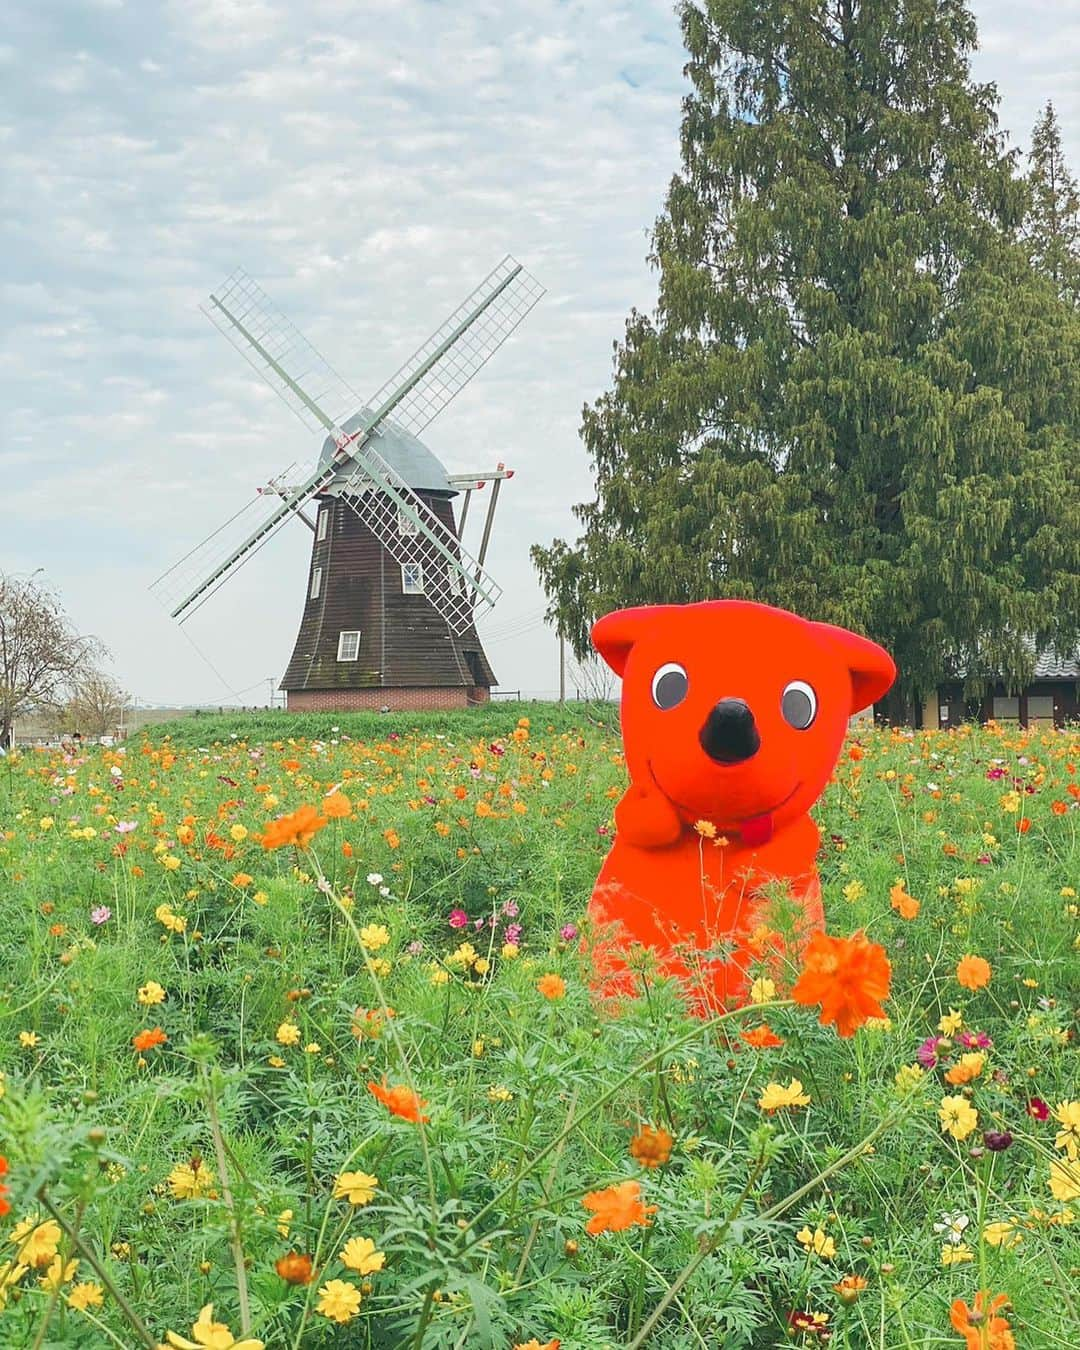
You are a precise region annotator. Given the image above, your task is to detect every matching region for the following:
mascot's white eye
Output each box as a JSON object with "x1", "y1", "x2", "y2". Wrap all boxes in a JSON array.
[
  {"x1": 651, "y1": 663, "x2": 688, "y2": 710},
  {"x1": 781, "y1": 680, "x2": 817, "y2": 729}
]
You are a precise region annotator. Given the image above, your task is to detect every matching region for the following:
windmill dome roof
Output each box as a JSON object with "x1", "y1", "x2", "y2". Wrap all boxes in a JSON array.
[{"x1": 318, "y1": 411, "x2": 455, "y2": 496}]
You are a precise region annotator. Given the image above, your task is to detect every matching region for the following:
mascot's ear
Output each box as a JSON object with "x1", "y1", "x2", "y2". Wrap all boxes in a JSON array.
[
  {"x1": 591, "y1": 606, "x2": 666, "y2": 678},
  {"x1": 813, "y1": 622, "x2": 897, "y2": 714}
]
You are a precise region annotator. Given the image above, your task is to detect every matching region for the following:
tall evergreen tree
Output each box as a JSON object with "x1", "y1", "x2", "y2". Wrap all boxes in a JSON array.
[
  {"x1": 1025, "y1": 101, "x2": 1080, "y2": 305},
  {"x1": 533, "y1": 0, "x2": 1080, "y2": 716}
]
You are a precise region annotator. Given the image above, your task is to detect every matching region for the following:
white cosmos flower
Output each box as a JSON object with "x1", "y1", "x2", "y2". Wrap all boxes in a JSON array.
[{"x1": 933, "y1": 1211, "x2": 970, "y2": 1245}]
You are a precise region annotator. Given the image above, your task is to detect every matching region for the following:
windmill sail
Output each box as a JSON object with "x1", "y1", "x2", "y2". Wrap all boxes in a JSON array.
[{"x1": 154, "y1": 257, "x2": 543, "y2": 626}]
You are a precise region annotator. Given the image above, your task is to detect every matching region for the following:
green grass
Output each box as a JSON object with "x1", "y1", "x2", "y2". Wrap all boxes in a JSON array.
[{"x1": 0, "y1": 718, "x2": 1076, "y2": 1348}]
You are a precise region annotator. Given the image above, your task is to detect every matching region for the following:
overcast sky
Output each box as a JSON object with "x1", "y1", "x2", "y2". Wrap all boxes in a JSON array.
[{"x1": 3, "y1": 1, "x2": 1077, "y2": 707}]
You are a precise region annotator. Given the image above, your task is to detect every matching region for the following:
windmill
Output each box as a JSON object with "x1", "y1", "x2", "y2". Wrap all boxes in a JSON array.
[{"x1": 153, "y1": 256, "x2": 544, "y2": 711}]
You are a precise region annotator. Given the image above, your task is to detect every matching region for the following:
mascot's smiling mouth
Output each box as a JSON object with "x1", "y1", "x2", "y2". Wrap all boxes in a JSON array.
[{"x1": 646, "y1": 761, "x2": 801, "y2": 847}]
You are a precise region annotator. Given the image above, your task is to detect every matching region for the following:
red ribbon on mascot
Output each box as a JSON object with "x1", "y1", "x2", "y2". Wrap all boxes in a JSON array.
[{"x1": 587, "y1": 600, "x2": 896, "y2": 1013}]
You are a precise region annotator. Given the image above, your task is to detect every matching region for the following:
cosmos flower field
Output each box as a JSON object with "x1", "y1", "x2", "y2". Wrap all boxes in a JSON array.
[{"x1": 0, "y1": 705, "x2": 1077, "y2": 1348}]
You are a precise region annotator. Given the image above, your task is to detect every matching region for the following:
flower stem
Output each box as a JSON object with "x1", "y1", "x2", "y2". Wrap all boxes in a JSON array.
[
  {"x1": 202, "y1": 1065, "x2": 252, "y2": 1336},
  {"x1": 36, "y1": 1187, "x2": 157, "y2": 1349}
]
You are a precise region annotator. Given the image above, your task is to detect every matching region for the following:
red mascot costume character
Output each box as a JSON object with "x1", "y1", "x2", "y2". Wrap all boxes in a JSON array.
[{"x1": 588, "y1": 600, "x2": 896, "y2": 1013}]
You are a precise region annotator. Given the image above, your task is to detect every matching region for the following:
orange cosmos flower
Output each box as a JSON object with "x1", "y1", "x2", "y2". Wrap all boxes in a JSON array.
[
  {"x1": 581, "y1": 1179, "x2": 657, "y2": 1236},
  {"x1": 513, "y1": 1341, "x2": 560, "y2": 1350},
  {"x1": 949, "y1": 1290, "x2": 1015, "y2": 1350},
  {"x1": 275, "y1": 1252, "x2": 314, "y2": 1285},
  {"x1": 833, "y1": 1274, "x2": 868, "y2": 1304},
  {"x1": 956, "y1": 954, "x2": 991, "y2": 991},
  {"x1": 368, "y1": 1078, "x2": 430, "y2": 1123},
  {"x1": 260, "y1": 805, "x2": 328, "y2": 851},
  {"x1": 742, "y1": 1024, "x2": 784, "y2": 1049},
  {"x1": 132, "y1": 1027, "x2": 168, "y2": 1052},
  {"x1": 0, "y1": 1156, "x2": 10, "y2": 1218},
  {"x1": 889, "y1": 882, "x2": 920, "y2": 920},
  {"x1": 536, "y1": 973, "x2": 566, "y2": 1000},
  {"x1": 629, "y1": 1124, "x2": 673, "y2": 1169},
  {"x1": 791, "y1": 930, "x2": 891, "y2": 1038},
  {"x1": 322, "y1": 792, "x2": 352, "y2": 818},
  {"x1": 1016, "y1": 817, "x2": 1031, "y2": 834}
]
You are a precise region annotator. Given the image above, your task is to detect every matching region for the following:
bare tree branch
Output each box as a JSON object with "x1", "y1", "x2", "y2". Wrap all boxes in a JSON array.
[{"x1": 0, "y1": 572, "x2": 108, "y2": 747}]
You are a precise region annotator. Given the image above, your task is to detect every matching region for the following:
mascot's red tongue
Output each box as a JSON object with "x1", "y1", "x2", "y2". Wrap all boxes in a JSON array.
[{"x1": 738, "y1": 812, "x2": 774, "y2": 847}]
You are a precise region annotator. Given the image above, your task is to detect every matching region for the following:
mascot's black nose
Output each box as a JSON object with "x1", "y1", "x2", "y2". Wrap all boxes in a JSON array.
[{"x1": 699, "y1": 698, "x2": 760, "y2": 765}]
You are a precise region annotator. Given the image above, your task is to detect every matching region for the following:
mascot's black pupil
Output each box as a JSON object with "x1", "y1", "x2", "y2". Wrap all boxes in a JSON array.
[
  {"x1": 782, "y1": 686, "x2": 814, "y2": 729},
  {"x1": 654, "y1": 669, "x2": 688, "y2": 709}
]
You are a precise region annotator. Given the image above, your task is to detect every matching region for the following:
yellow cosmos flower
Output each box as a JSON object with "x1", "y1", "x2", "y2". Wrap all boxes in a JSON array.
[
  {"x1": 137, "y1": 981, "x2": 166, "y2": 1006},
  {"x1": 796, "y1": 1226, "x2": 836, "y2": 1259},
  {"x1": 229, "y1": 824, "x2": 248, "y2": 842},
  {"x1": 275, "y1": 1022, "x2": 301, "y2": 1047},
  {"x1": 332, "y1": 1171, "x2": 379, "y2": 1206},
  {"x1": 359, "y1": 924, "x2": 390, "y2": 951},
  {"x1": 339, "y1": 1236, "x2": 386, "y2": 1275},
  {"x1": 749, "y1": 977, "x2": 776, "y2": 1004},
  {"x1": 939, "y1": 1095, "x2": 978, "y2": 1140},
  {"x1": 1049, "y1": 1158, "x2": 1080, "y2": 1203},
  {"x1": 894, "y1": 1063, "x2": 924, "y2": 1092},
  {"x1": 938, "y1": 1008, "x2": 963, "y2": 1035},
  {"x1": 758, "y1": 1080, "x2": 811, "y2": 1112},
  {"x1": 66, "y1": 1281, "x2": 105, "y2": 1310},
  {"x1": 37, "y1": 1255, "x2": 78, "y2": 1291},
  {"x1": 982, "y1": 1220, "x2": 1022, "y2": 1249},
  {"x1": 0, "y1": 1259, "x2": 29, "y2": 1310},
  {"x1": 155, "y1": 904, "x2": 187, "y2": 934},
  {"x1": 842, "y1": 879, "x2": 866, "y2": 903},
  {"x1": 940, "y1": 1242, "x2": 974, "y2": 1266},
  {"x1": 18, "y1": 1031, "x2": 39, "y2": 1049},
  {"x1": 164, "y1": 1303, "x2": 264, "y2": 1349},
  {"x1": 10, "y1": 1218, "x2": 62, "y2": 1268},
  {"x1": 316, "y1": 1278, "x2": 363, "y2": 1324},
  {"x1": 1052, "y1": 1100, "x2": 1080, "y2": 1160},
  {"x1": 167, "y1": 1162, "x2": 216, "y2": 1200}
]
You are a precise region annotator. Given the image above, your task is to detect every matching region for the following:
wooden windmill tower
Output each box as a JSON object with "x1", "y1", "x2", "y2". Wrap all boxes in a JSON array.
[{"x1": 153, "y1": 257, "x2": 543, "y2": 711}]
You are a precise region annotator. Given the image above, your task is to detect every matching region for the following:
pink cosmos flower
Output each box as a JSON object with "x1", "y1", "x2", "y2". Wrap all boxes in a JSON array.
[
  {"x1": 90, "y1": 906, "x2": 111, "y2": 925},
  {"x1": 448, "y1": 909, "x2": 468, "y2": 929}
]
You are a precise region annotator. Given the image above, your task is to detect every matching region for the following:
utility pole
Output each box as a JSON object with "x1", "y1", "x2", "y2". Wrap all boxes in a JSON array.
[
  {"x1": 267, "y1": 677, "x2": 275, "y2": 710},
  {"x1": 558, "y1": 633, "x2": 565, "y2": 705}
]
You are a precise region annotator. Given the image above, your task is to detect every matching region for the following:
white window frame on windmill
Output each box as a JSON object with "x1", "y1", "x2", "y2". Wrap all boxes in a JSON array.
[
  {"x1": 397, "y1": 505, "x2": 419, "y2": 537},
  {"x1": 316, "y1": 508, "x2": 329, "y2": 542},
  {"x1": 401, "y1": 562, "x2": 424, "y2": 595},
  {"x1": 337, "y1": 630, "x2": 361, "y2": 661},
  {"x1": 446, "y1": 563, "x2": 466, "y2": 596},
  {"x1": 310, "y1": 566, "x2": 322, "y2": 600}
]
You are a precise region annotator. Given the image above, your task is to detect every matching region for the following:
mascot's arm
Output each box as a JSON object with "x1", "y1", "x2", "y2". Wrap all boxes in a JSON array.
[{"x1": 614, "y1": 784, "x2": 683, "y2": 848}]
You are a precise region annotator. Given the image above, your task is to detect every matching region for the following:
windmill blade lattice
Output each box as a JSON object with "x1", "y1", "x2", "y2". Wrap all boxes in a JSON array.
[
  {"x1": 203, "y1": 270, "x2": 364, "y2": 435},
  {"x1": 337, "y1": 439, "x2": 501, "y2": 633},
  {"x1": 150, "y1": 458, "x2": 323, "y2": 619},
  {"x1": 361, "y1": 256, "x2": 544, "y2": 439}
]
